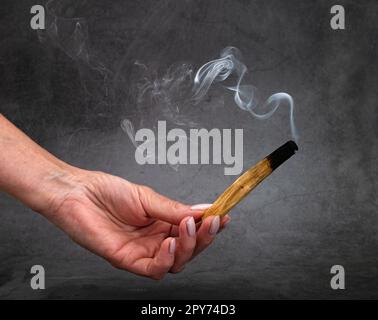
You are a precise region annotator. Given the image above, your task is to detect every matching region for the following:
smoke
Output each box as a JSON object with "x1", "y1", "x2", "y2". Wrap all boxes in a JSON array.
[
  {"x1": 135, "y1": 62, "x2": 197, "y2": 127},
  {"x1": 35, "y1": 3, "x2": 298, "y2": 165},
  {"x1": 121, "y1": 61, "x2": 198, "y2": 148},
  {"x1": 120, "y1": 118, "x2": 137, "y2": 148},
  {"x1": 39, "y1": 0, "x2": 113, "y2": 112},
  {"x1": 123, "y1": 46, "x2": 298, "y2": 153},
  {"x1": 193, "y1": 47, "x2": 298, "y2": 141}
]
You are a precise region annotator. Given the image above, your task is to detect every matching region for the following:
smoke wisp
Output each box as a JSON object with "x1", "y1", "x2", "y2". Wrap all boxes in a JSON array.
[
  {"x1": 123, "y1": 46, "x2": 298, "y2": 152},
  {"x1": 40, "y1": 0, "x2": 113, "y2": 112},
  {"x1": 193, "y1": 47, "x2": 298, "y2": 141}
]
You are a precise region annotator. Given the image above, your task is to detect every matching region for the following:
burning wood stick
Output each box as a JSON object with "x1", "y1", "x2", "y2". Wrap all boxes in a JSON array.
[{"x1": 202, "y1": 140, "x2": 298, "y2": 219}]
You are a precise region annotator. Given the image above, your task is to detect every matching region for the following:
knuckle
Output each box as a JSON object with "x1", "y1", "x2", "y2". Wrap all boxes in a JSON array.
[
  {"x1": 172, "y1": 201, "x2": 181, "y2": 209},
  {"x1": 150, "y1": 273, "x2": 164, "y2": 280},
  {"x1": 137, "y1": 185, "x2": 153, "y2": 201},
  {"x1": 145, "y1": 262, "x2": 163, "y2": 280},
  {"x1": 108, "y1": 254, "x2": 124, "y2": 269},
  {"x1": 170, "y1": 200, "x2": 184, "y2": 211},
  {"x1": 162, "y1": 260, "x2": 174, "y2": 269},
  {"x1": 202, "y1": 237, "x2": 214, "y2": 246},
  {"x1": 181, "y1": 241, "x2": 196, "y2": 252},
  {"x1": 170, "y1": 266, "x2": 185, "y2": 274},
  {"x1": 141, "y1": 185, "x2": 154, "y2": 194}
]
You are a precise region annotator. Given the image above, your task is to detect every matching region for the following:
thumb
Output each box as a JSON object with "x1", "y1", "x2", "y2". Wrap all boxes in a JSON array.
[{"x1": 136, "y1": 185, "x2": 203, "y2": 225}]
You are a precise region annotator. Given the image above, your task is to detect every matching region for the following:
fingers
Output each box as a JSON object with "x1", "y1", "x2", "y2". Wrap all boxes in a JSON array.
[
  {"x1": 170, "y1": 215, "x2": 231, "y2": 272},
  {"x1": 131, "y1": 237, "x2": 177, "y2": 280},
  {"x1": 170, "y1": 216, "x2": 197, "y2": 273},
  {"x1": 219, "y1": 215, "x2": 231, "y2": 232},
  {"x1": 137, "y1": 185, "x2": 206, "y2": 225},
  {"x1": 192, "y1": 215, "x2": 221, "y2": 257},
  {"x1": 169, "y1": 213, "x2": 230, "y2": 237},
  {"x1": 114, "y1": 215, "x2": 231, "y2": 279}
]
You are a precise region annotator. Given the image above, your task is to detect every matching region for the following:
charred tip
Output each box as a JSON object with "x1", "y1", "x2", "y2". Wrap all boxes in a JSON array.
[{"x1": 267, "y1": 140, "x2": 298, "y2": 170}]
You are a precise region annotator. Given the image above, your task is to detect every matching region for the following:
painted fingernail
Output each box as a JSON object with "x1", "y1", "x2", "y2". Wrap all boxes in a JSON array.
[
  {"x1": 186, "y1": 217, "x2": 196, "y2": 237},
  {"x1": 190, "y1": 203, "x2": 212, "y2": 210},
  {"x1": 209, "y1": 216, "x2": 220, "y2": 235},
  {"x1": 169, "y1": 238, "x2": 176, "y2": 254}
]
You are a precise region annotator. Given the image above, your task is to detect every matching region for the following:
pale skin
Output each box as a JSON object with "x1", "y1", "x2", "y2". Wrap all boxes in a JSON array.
[{"x1": 0, "y1": 114, "x2": 230, "y2": 280}]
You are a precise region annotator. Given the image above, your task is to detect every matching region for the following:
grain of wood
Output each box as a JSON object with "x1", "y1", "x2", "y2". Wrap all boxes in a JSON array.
[{"x1": 202, "y1": 158, "x2": 273, "y2": 219}]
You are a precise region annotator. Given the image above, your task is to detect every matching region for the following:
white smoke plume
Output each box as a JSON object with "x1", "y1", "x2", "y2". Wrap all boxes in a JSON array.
[
  {"x1": 193, "y1": 47, "x2": 298, "y2": 141},
  {"x1": 122, "y1": 46, "x2": 298, "y2": 150}
]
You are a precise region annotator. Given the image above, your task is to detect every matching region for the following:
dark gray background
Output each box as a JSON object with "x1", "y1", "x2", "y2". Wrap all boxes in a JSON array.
[{"x1": 0, "y1": 0, "x2": 377, "y2": 299}]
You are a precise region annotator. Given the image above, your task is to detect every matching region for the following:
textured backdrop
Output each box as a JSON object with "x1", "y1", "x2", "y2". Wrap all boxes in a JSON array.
[{"x1": 0, "y1": 0, "x2": 377, "y2": 299}]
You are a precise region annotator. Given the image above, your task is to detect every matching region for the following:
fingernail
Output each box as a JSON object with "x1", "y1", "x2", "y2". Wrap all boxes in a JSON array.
[
  {"x1": 209, "y1": 216, "x2": 220, "y2": 235},
  {"x1": 190, "y1": 203, "x2": 212, "y2": 210},
  {"x1": 169, "y1": 238, "x2": 176, "y2": 254},
  {"x1": 186, "y1": 217, "x2": 196, "y2": 237}
]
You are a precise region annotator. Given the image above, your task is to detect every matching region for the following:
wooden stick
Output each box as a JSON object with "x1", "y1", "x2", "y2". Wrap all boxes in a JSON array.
[{"x1": 202, "y1": 140, "x2": 298, "y2": 219}]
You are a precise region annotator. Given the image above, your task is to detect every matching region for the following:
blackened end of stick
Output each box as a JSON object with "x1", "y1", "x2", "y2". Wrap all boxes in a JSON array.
[{"x1": 267, "y1": 140, "x2": 298, "y2": 170}]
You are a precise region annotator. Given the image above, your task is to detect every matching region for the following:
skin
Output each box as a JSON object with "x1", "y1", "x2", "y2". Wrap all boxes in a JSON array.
[{"x1": 0, "y1": 114, "x2": 230, "y2": 280}]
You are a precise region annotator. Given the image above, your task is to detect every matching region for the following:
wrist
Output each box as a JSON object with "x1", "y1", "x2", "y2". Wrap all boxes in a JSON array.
[
  {"x1": 0, "y1": 114, "x2": 89, "y2": 218},
  {"x1": 29, "y1": 163, "x2": 85, "y2": 217}
]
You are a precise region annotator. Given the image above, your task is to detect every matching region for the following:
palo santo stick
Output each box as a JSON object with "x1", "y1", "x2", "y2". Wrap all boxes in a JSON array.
[{"x1": 202, "y1": 140, "x2": 298, "y2": 219}]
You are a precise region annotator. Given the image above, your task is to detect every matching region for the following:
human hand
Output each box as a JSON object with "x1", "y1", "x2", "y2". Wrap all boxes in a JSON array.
[
  {"x1": 0, "y1": 115, "x2": 229, "y2": 280},
  {"x1": 42, "y1": 169, "x2": 230, "y2": 279}
]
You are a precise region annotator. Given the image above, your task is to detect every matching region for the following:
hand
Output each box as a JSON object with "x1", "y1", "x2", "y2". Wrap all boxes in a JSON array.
[
  {"x1": 0, "y1": 114, "x2": 230, "y2": 280},
  {"x1": 44, "y1": 169, "x2": 230, "y2": 280}
]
